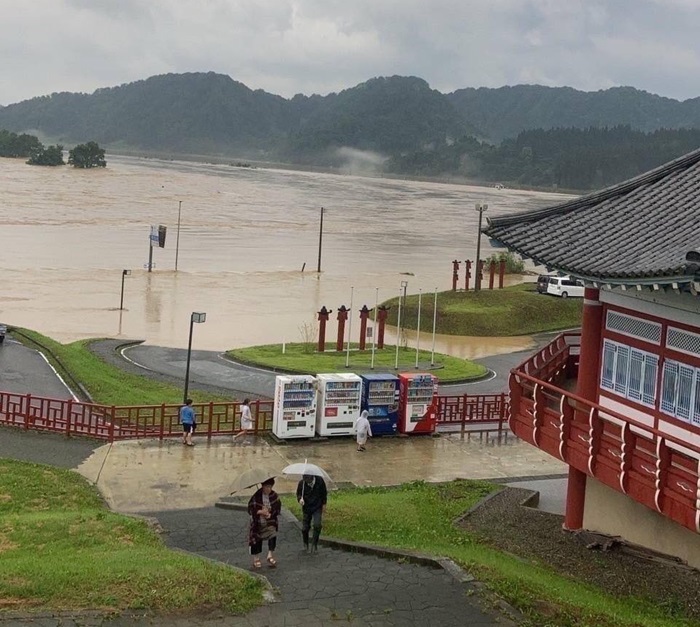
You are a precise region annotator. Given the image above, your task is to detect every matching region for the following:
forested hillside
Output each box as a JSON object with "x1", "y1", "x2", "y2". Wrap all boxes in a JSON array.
[
  {"x1": 1, "y1": 72, "x2": 700, "y2": 189},
  {"x1": 447, "y1": 85, "x2": 700, "y2": 142}
]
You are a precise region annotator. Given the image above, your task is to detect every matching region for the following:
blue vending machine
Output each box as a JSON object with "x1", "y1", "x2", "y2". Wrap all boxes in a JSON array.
[{"x1": 360, "y1": 374, "x2": 400, "y2": 436}]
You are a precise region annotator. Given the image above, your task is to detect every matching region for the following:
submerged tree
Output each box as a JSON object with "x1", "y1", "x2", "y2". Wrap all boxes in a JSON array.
[
  {"x1": 26, "y1": 144, "x2": 65, "y2": 166},
  {"x1": 68, "y1": 141, "x2": 106, "y2": 168}
]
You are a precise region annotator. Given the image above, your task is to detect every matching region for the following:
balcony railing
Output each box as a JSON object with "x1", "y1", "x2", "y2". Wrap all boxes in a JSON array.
[{"x1": 509, "y1": 333, "x2": 700, "y2": 535}]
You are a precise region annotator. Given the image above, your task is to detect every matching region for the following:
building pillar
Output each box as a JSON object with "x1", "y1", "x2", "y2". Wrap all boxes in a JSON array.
[{"x1": 564, "y1": 286, "x2": 603, "y2": 530}]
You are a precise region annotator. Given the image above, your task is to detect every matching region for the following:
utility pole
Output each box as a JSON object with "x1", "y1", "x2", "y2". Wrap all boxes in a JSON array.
[
  {"x1": 474, "y1": 204, "x2": 488, "y2": 292},
  {"x1": 175, "y1": 200, "x2": 182, "y2": 271},
  {"x1": 317, "y1": 206, "x2": 324, "y2": 273}
]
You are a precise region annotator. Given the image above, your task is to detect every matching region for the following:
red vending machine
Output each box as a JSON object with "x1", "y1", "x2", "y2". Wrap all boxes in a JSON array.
[{"x1": 398, "y1": 373, "x2": 438, "y2": 434}]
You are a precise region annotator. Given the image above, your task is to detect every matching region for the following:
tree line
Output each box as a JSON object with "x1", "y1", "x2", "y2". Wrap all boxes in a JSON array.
[
  {"x1": 0, "y1": 129, "x2": 106, "y2": 168},
  {"x1": 385, "y1": 126, "x2": 700, "y2": 190}
]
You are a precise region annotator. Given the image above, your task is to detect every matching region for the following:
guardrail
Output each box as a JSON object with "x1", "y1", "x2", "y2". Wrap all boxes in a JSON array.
[{"x1": 0, "y1": 390, "x2": 509, "y2": 441}]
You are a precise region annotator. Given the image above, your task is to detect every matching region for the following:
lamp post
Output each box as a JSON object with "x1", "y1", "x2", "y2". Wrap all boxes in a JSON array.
[
  {"x1": 474, "y1": 203, "x2": 488, "y2": 292},
  {"x1": 175, "y1": 200, "x2": 182, "y2": 272},
  {"x1": 183, "y1": 312, "x2": 206, "y2": 403},
  {"x1": 119, "y1": 269, "x2": 131, "y2": 310}
]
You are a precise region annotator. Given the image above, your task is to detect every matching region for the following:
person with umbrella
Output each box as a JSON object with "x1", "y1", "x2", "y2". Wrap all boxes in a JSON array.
[
  {"x1": 247, "y1": 477, "x2": 281, "y2": 569},
  {"x1": 296, "y1": 473, "x2": 327, "y2": 553}
]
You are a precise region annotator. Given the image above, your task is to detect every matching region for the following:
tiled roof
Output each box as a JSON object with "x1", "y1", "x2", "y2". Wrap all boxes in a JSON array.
[{"x1": 484, "y1": 149, "x2": 700, "y2": 286}]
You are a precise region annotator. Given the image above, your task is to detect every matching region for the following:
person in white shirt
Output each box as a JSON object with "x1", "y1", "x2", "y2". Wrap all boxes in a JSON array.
[
  {"x1": 356, "y1": 410, "x2": 372, "y2": 452},
  {"x1": 234, "y1": 398, "x2": 254, "y2": 442}
]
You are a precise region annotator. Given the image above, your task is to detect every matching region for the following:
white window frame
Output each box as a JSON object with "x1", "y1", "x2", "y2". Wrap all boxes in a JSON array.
[
  {"x1": 600, "y1": 339, "x2": 658, "y2": 408},
  {"x1": 660, "y1": 358, "x2": 700, "y2": 425}
]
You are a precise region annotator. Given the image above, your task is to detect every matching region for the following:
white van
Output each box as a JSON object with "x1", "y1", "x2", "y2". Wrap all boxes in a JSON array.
[{"x1": 546, "y1": 276, "x2": 584, "y2": 298}]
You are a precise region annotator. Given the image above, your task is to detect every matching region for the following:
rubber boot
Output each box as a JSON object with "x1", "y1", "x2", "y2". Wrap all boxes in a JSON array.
[
  {"x1": 302, "y1": 529, "x2": 310, "y2": 553},
  {"x1": 311, "y1": 528, "x2": 321, "y2": 553}
]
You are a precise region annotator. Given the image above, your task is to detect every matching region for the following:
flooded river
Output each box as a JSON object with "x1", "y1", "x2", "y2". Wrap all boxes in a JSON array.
[{"x1": 0, "y1": 155, "x2": 571, "y2": 356}]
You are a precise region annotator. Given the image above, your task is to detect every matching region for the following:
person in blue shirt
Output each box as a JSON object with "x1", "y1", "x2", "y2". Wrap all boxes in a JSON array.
[{"x1": 180, "y1": 398, "x2": 196, "y2": 446}]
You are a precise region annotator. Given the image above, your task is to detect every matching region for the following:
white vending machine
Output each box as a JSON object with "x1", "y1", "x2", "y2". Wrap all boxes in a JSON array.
[
  {"x1": 272, "y1": 375, "x2": 317, "y2": 439},
  {"x1": 315, "y1": 373, "x2": 362, "y2": 437}
]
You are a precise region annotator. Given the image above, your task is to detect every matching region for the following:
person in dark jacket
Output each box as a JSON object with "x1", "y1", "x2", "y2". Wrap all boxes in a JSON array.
[
  {"x1": 247, "y1": 478, "x2": 281, "y2": 568},
  {"x1": 296, "y1": 474, "x2": 327, "y2": 553}
]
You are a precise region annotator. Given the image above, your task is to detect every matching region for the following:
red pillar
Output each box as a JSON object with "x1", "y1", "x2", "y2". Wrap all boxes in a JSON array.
[
  {"x1": 317, "y1": 306, "x2": 331, "y2": 352},
  {"x1": 464, "y1": 260, "x2": 472, "y2": 291},
  {"x1": 564, "y1": 286, "x2": 603, "y2": 531},
  {"x1": 475, "y1": 260, "x2": 484, "y2": 291},
  {"x1": 452, "y1": 260, "x2": 460, "y2": 292},
  {"x1": 358, "y1": 305, "x2": 370, "y2": 350},
  {"x1": 498, "y1": 259, "x2": 506, "y2": 289},
  {"x1": 336, "y1": 305, "x2": 349, "y2": 352},
  {"x1": 488, "y1": 261, "x2": 496, "y2": 290},
  {"x1": 377, "y1": 306, "x2": 389, "y2": 349}
]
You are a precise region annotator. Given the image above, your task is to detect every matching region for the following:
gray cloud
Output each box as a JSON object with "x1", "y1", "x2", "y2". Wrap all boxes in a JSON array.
[{"x1": 1, "y1": 0, "x2": 699, "y2": 105}]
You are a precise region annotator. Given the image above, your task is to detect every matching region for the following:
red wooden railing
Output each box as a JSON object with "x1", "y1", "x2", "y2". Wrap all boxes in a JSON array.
[
  {"x1": 509, "y1": 333, "x2": 700, "y2": 535},
  {"x1": 0, "y1": 389, "x2": 508, "y2": 441}
]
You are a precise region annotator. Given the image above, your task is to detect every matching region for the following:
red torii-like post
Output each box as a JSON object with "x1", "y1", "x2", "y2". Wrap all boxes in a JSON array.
[
  {"x1": 336, "y1": 305, "x2": 349, "y2": 352},
  {"x1": 488, "y1": 260, "x2": 496, "y2": 290},
  {"x1": 358, "y1": 305, "x2": 371, "y2": 350},
  {"x1": 377, "y1": 305, "x2": 390, "y2": 349},
  {"x1": 464, "y1": 260, "x2": 472, "y2": 291},
  {"x1": 452, "y1": 259, "x2": 460, "y2": 292},
  {"x1": 498, "y1": 259, "x2": 506, "y2": 289},
  {"x1": 317, "y1": 306, "x2": 332, "y2": 352}
]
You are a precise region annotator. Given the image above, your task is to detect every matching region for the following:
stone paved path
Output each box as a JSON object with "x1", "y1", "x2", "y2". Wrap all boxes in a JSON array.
[{"x1": 145, "y1": 505, "x2": 504, "y2": 626}]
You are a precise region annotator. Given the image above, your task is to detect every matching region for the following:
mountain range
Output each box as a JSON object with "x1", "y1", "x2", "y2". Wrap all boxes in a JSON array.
[{"x1": 1, "y1": 72, "x2": 700, "y2": 186}]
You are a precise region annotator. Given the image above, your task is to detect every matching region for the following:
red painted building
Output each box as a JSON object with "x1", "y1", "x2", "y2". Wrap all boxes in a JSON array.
[{"x1": 484, "y1": 150, "x2": 700, "y2": 567}]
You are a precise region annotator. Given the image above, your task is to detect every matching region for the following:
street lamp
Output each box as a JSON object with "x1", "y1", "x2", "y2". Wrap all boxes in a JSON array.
[
  {"x1": 474, "y1": 204, "x2": 488, "y2": 292},
  {"x1": 119, "y1": 269, "x2": 131, "y2": 310},
  {"x1": 183, "y1": 311, "x2": 207, "y2": 403},
  {"x1": 317, "y1": 206, "x2": 325, "y2": 273}
]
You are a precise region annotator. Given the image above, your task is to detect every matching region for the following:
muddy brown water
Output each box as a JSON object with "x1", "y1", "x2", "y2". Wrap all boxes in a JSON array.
[{"x1": 0, "y1": 155, "x2": 572, "y2": 356}]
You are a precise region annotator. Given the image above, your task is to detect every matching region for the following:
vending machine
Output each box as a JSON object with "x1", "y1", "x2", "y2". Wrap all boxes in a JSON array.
[
  {"x1": 315, "y1": 373, "x2": 362, "y2": 437},
  {"x1": 360, "y1": 373, "x2": 400, "y2": 436},
  {"x1": 398, "y1": 373, "x2": 439, "y2": 434},
  {"x1": 272, "y1": 375, "x2": 317, "y2": 439}
]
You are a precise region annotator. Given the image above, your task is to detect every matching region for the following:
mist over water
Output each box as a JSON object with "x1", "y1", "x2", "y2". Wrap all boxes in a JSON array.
[{"x1": 0, "y1": 155, "x2": 571, "y2": 356}]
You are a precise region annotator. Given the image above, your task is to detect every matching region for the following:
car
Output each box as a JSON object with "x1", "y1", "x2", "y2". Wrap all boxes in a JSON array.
[
  {"x1": 546, "y1": 276, "x2": 584, "y2": 298},
  {"x1": 536, "y1": 274, "x2": 554, "y2": 293}
]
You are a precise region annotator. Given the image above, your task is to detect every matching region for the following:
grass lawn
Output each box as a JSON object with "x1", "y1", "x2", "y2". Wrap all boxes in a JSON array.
[
  {"x1": 287, "y1": 482, "x2": 695, "y2": 627},
  {"x1": 13, "y1": 328, "x2": 233, "y2": 406},
  {"x1": 227, "y1": 343, "x2": 488, "y2": 383},
  {"x1": 383, "y1": 283, "x2": 583, "y2": 336},
  {"x1": 0, "y1": 459, "x2": 262, "y2": 615}
]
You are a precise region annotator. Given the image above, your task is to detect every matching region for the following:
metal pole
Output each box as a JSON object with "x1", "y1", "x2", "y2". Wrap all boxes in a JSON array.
[
  {"x1": 120, "y1": 271, "x2": 126, "y2": 311},
  {"x1": 431, "y1": 288, "x2": 438, "y2": 366},
  {"x1": 345, "y1": 286, "x2": 354, "y2": 368},
  {"x1": 394, "y1": 285, "x2": 403, "y2": 370},
  {"x1": 415, "y1": 289, "x2": 422, "y2": 368},
  {"x1": 474, "y1": 204, "x2": 487, "y2": 291},
  {"x1": 370, "y1": 288, "x2": 378, "y2": 369},
  {"x1": 175, "y1": 200, "x2": 182, "y2": 272},
  {"x1": 317, "y1": 206, "x2": 324, "y2": 273},
  {"x1": 401, "y1": 281, "x2": 408, "y2": 344},
  {"x1": 183, "y1": 315, "x2": 195, "y2": 403}
]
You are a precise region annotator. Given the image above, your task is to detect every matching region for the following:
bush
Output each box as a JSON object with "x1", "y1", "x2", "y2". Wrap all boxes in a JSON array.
[{"x1": 484, "y1": 251, "x2": 524, "y2": 274}]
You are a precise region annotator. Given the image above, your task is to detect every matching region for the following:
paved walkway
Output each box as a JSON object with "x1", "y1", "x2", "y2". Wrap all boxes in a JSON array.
[{"x1": 0, "y1": 331, "x2": 567, "y2": 625}]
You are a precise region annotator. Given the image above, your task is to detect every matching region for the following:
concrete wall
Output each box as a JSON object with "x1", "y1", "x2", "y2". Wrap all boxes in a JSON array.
[{"x1": 583, "y1": 477, "x2": 700, "y2": 569}]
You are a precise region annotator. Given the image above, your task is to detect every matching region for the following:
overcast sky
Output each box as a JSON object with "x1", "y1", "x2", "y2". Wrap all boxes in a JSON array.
[{"x1": 1, "y1": 0, "x2": 699, "y2": 106}]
